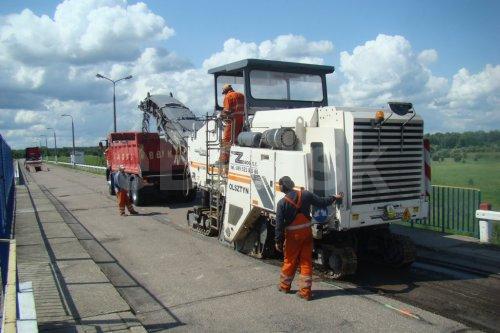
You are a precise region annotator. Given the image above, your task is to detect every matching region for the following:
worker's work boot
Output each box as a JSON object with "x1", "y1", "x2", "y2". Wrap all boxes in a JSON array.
[
  {"x1": 296, "y1": 292, "x2": 312, "y2": 301},
  {"x1": 120, "y1": 211, "x2": 126, "y2": 216},
  {"x1": 129, "y1": 210, "x2": 139, "y2": 215},
  {"x1": 278, "y1": 286, "x2": 290, "y2": 294}
]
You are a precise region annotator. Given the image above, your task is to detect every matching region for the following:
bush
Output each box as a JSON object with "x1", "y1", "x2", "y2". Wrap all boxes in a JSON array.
[{"x1": 451, "y1": 148, "x2": 463, "y2": 162}]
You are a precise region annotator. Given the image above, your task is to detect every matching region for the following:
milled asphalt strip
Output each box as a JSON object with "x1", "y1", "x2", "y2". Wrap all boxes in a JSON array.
[{"x1": 38, "y1": 183, "x2": 186, "y2": 331}]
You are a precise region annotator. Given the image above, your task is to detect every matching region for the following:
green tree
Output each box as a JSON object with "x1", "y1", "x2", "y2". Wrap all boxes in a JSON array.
[{"x1": 451, "y1": 148, "x2": 463, "y2": 162}]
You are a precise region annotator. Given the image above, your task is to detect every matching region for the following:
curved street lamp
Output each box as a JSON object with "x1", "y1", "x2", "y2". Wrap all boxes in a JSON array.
[
  {"x1": 96, "y1": 73, "x2": 133, "y2": 132},
  {"x1": 61, "y1": 114, "x2": 75, "y2": 165}
]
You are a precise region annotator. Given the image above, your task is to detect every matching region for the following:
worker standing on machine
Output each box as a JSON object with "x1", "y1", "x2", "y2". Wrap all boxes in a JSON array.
[
  {"x1": 113, "y1": 165, "x2": 139, "y2": 216},
  {"x1": 219, "y1": 84, "x2": 245, "y2": 164},
  {"x1": 275, "y1": 176, "x2": 342, "y2": 300}
]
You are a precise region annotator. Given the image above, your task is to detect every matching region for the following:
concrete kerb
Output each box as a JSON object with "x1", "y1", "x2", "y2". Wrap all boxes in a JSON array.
[
  {"x1": 16, "y1": 169, "x2": 147, "y2": 332},
  {"x1": 391, "y1": 224, "x2": 500, "y2": 275}
]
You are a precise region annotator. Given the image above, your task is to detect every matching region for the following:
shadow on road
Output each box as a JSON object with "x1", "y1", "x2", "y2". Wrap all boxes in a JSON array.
[{"x1": 39, "y1": 184, "x2": 186, "y2": 331}]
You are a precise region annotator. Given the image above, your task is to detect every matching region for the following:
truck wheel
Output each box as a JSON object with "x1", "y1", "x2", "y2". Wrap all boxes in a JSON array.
[
  {"x1": 328, "y1": 247, "x2": 358, "y2": 280},
  {"x1": 108, "y1": 172, "x2": 116, "y2": 196},
  {"x1": 131, "y1": 188, "x2": 144, "y2": 206},
  {"x1": 183, "y1": 189, "x2": 197, "y2": 202},
  {"x1": 108, "y1": 182, "x2": 116, "y2": 196}
]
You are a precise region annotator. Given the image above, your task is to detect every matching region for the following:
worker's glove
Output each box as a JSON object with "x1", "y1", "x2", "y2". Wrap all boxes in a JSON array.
[
  {"x1": 332, "y1": 192, "x2": 344, "y2": 204},
  {"x1": 275, "y1": 241, "x2": 283, "y2": 253}
]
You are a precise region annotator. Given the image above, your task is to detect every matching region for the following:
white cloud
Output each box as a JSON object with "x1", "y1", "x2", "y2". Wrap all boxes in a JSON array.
[
  {"x1": 0, "y1": 0, "x2": 190, "y2": 149},
  {"x1": 427, "y1": 64, "x2": 500, "y2": 131},
  {"x1": 446, "y1": 64, "x2": 500, "y2": 108},
  {"x1": 259, "y1": 34, "x2": 333, "y2": 64},
  {"x1": 132, "y1": 47, "x2": 192, "y2": 75},
  {"x1": 418, "y1": 49, "x2": 438, "y2": 65},
  {"x1": 338, "y1": 34, "x2": 447, "y2": 107},
  {"x1": 336, "y1": 34, "x2": 500, "y2": 132},
  {"x1": 202, "y1": 34, "x2": 333, "y2": 69},
  {"x1": 1, "y1": 2, "x2": 498, "y2": 149},
  {"x1": 14, "y1": 110, "x2": 44, "y2": 124},
  {"x1": 0, "y1": 0, "x2": 174, "y2": 65},
  {"x1": 202, "y1": 38, "x2": 259, "y2": 69}
]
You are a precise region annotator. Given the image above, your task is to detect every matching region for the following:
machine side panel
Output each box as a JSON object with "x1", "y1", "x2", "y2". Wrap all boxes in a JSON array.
[
  {"x1": 187, "y1": 119, "x2": 219, "y2": 188},
  {"x1": 251, "y1": 107, "x2": 318, "y2": 131},
  {"x1": 274, "y1": 151, "x2": 309, "y2": 208},
  {"x1": 223, "y1": 147, "x2": 253, "y2": 242},
  {"x1": 250, "y1": 149, "x2": 276, "y2": 211},
  {"x1": 333, "y1": 127, "x2": 350, "y2": 229},
  {"x1": 304, "y1": 126, "x2": 342, "y2": 225}
]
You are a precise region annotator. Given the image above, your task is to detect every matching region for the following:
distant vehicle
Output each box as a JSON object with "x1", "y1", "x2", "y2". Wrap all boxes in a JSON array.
[
  {"x1": 102, "y1": 132, "x2": 195, "y2": 205},
  {"x1": 24, "y1": 147, "x2": 48, "y2": 172},
  {"x1": 25, "y1": 146, "x2": 42, "y2": 161}
]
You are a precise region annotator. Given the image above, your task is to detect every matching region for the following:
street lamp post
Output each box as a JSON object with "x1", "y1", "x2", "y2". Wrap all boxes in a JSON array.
[
  {"x1": 61, "y1": 114, "x2": 75, "y2": 165},
  {"x1": 95, "y1": 74, "x2": 133, "y2": 132},
  {"x1": 40, "y1": 135, "x2": 48, "y2": 160},
  {"x1": 47, "y1": 127, "x2": 57, "y2": 163}
]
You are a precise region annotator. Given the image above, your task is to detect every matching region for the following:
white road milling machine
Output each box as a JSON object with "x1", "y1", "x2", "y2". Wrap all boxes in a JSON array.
[{"x1": 186, "y1": 59, "x2": 429, "y2": 278}]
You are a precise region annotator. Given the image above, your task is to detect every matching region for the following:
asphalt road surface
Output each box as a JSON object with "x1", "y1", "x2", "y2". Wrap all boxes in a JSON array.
[{"x1": 23, "y1": 164, "x2": 496, "y2": 332}]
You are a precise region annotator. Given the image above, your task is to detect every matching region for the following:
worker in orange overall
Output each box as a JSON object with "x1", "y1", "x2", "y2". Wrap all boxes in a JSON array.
[
  {"x1": 275, "y1": 176, "x2": 343, "y2": 300},
  {"x1": 219, "y1": 84, "x2": 245, "y2": 164},
  {"x1": 113, "y1": 165, "x2": 139, "y2": 216}
]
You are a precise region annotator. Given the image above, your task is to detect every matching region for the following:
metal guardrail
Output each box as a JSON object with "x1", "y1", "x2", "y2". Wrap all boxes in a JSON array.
[
  {"x1": 0, "y1": 136, "x2": 15, "y2": 239},
  {"x1": 0, "y1": 135, "x2": 17, "y2": 332},
  {"x1": 476, "y1": 210, "x2": 500, "y2": 243},
  {"x1": 414, "y1": 185, "x2": 482, "y2": 237},
  {"x1": 46, "y1": 160, "x2": 106, "y2": 173}
]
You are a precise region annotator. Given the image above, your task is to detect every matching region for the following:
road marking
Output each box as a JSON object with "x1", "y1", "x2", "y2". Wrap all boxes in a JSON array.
[
  {"x1": 384, "y1": 303, "x2": 422, "y2": 320},
  {"x1": 324, "y1": 280, "x2": 424, "y2": 322}
]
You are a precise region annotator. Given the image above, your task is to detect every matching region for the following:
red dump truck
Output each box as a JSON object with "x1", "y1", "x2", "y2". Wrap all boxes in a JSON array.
[
  {"x1": 24, "y1": 147, "x2": 48, "y2": 172},
  {"x1": 103, "y1": 132, "x2": 195, "y2": 205}
]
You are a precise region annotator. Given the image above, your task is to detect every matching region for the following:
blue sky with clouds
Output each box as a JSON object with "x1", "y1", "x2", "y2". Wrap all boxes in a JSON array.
[{"x1": 0, "y1": 0, "x2": 499, "y2": 148}]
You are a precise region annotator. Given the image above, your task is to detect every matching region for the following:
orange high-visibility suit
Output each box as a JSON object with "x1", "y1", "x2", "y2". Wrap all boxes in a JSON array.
[
  {"x1": 113, "y1": 171, "x2": 138, "y2": 216},
  {"x1": 220, "y1": 90, "x2": 245, "y2": 163},
  {"x1": 276, "y1": 190, "x2": 336, "y2": 299},
  {"x1": 116, "y1": 190, "x2": 136, "y2": 215}
]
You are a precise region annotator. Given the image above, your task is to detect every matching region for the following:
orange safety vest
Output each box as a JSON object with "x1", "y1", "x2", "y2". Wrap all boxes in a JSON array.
[
  {"x1": 221, "y1": 90, "x2": 245, "y2": 146},
  {"x1": 223, "y1": 91, "x2": 245, "y2": 121},
  {"x1": 283, "y1": 190, "x2": 312, "y2": 232}
]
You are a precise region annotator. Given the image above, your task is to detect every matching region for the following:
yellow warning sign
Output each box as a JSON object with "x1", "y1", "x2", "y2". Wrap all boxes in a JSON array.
[{"x1": 402, "y1": 208, "x2": 411, "y2": 222}]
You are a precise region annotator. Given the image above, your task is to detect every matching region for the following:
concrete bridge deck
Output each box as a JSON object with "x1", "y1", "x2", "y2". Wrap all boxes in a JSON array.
[{"x1": 16, "y1": 164, "x2": 494, "y2": 332}]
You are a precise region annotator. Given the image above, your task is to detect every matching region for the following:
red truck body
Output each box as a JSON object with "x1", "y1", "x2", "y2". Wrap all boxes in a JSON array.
[
  {"x1": 24, "y1": 146, "x2": 48, "y2": 172},
  {"x1": 104, "y1": 132, "x2": 193, "y2": 205},
  {"x1": 25, "y1": 147, "x2": 42, "y2": 162},
  {"x1": 106, "y1": 132, "x2": 185, "y2": 176}
]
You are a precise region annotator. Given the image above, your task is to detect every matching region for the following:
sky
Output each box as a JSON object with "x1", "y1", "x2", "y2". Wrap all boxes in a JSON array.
[{"x1": 0, "y1": 0, "x2": 499, "y2": 149}]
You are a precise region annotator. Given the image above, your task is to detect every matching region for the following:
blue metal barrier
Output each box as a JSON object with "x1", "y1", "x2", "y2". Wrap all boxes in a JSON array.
[{"x1": 0, "y1": 134, "x2": 15, "y2": 288}]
